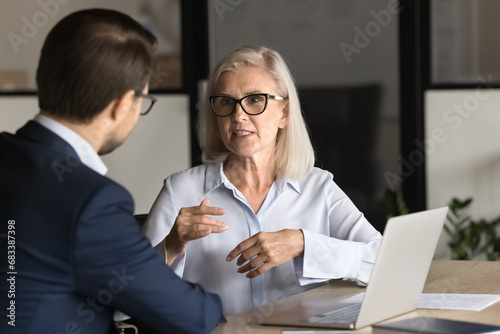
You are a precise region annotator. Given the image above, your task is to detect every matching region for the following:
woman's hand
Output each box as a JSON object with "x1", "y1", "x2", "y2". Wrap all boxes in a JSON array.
[
  {"x1": 165, "y1": 199, "x2": 227, "y2": 265},
  {"x1": 226, "y1": 229, "x2": 304, "y2": 278}
]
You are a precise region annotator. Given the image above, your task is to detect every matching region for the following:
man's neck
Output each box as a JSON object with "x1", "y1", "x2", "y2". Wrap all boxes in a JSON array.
[{"x1": 39, "y1": 110, "x2": 104, "y2": 153}]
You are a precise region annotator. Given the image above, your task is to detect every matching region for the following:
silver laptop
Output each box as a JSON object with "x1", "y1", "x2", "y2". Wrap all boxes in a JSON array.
[{"x1": 260, "y1": 206, "x2": 449, "y2": 330}]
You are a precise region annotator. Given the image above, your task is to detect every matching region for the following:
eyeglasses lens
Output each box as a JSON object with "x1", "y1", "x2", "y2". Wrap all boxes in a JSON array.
[{"x1": 212, "y1": 94, "x2": 267, "y2": 116}]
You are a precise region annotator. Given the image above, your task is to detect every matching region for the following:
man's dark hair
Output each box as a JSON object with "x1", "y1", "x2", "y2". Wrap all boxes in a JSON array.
[{"x1": 36, "y1": 9, "x2": 157, "y2": 123}]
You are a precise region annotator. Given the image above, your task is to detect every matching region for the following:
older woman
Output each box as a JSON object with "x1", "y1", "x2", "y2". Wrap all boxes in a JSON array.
[{"x1": 143, "y1": 45, "x2": 382, "y2": 316}]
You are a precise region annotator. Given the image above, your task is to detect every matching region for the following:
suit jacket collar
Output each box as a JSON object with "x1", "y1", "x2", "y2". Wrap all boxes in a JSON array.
[
  {"x1": 19, "y1": 118, "x2": 107, "y2": 175},
  {"x1": 17, "y1": 120, "x2": 75, "y2": 154}
]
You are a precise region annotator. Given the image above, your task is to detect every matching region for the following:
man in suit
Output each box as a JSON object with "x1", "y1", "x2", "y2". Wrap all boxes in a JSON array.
[{"x1": 0, "y1": 9, "x2": 224, "y2": 334}]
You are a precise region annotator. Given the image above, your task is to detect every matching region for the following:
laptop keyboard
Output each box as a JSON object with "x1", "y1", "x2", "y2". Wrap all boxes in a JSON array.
[{"x1": 307, "y1": 303, "x2": 361, "y2": 324}]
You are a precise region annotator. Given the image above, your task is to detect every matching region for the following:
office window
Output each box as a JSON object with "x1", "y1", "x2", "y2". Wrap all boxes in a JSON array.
[
  {"x1": 432, "y1": 0, "x2": 500, "y2": 84},
  {"x1": 0, "y1": 0, "x2": 182, "y2": 91}
]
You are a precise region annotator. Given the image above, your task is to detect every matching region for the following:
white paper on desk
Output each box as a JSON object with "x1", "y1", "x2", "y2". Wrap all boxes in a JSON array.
[
  {"x1": 338, "y1": 293, "x2": 364, "y2": 304},
  {"x1": 338, "y1": 293, "x2": 500, "y2": 311},
  {"x1": 417, "y1": 293, "x2": 500, "y2": 311}
]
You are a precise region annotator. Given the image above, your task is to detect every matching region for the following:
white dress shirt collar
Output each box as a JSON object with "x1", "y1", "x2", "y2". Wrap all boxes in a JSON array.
[
  {"x1": 203, "y1": 162, "x2": 301, "y2": 195},
  {"x1": 34, "y1": 114, "x2": 108, "y2": 175}
]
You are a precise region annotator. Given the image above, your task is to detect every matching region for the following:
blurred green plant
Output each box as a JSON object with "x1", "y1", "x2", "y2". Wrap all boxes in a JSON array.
[
  {"x1": 444, "y1": 198, "x2": 500, "y2": 261},
  {"x1": 384, "y1": 189, "x2": 500, "y2": 261},
  {"x1": 384, "y1": 187, "x2": 408, "y2": 220}
]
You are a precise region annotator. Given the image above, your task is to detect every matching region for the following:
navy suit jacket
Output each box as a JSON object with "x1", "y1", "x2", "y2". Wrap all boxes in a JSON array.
[{"x1": 0, "y1": 121, "x2": 224, "y2": 334}]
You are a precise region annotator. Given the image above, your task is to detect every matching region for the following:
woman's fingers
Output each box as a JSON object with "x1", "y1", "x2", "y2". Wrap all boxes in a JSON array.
[{"x1": 226, "y1": 230, "x2": 304, "y2": 278}]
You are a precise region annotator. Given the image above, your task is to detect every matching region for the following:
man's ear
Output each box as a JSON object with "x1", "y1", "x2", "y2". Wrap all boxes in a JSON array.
[{"x1": 110, "y1": 90, "x2": 136, "y2": 122}]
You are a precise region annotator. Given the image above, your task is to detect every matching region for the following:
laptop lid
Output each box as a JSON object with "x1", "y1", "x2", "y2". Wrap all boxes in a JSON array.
[
  {"x1": 260, "y1": 206, "x2": 448, "y2": 329},
  {"x1": 355, "y1": 206, "x2": 448, "y2": 328}
]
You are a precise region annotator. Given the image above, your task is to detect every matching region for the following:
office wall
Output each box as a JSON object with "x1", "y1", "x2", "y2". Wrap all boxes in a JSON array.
[
  {"x1": 0, "y1": 95, "x2": 190, "y2": 214},
  {"x1": 425, "y1": 89, "x2": 500, "y2": 258}
]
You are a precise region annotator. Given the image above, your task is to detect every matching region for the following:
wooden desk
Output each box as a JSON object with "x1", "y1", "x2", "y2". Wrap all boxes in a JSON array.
[{"x1": 211, "y1": 260, "x2": 500, "y2": 333}]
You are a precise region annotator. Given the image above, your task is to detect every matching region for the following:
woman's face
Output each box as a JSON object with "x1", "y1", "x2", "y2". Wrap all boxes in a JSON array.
[{"x1": 214, "y1": 66, "x2": 288, "y2": 162}]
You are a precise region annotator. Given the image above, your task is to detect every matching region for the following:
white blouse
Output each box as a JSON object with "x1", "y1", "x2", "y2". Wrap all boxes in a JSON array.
[{"x1": 143, "y1": 163, "x2": 382, "y2": 316}]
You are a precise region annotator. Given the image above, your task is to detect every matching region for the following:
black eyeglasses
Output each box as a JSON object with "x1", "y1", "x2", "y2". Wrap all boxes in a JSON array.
[
  {"x1": 135, "y1": 91, "x2": 157, "y2": 116},
  {"x1": 209, "y1": 93, "x2": 285, "y2": 117}
]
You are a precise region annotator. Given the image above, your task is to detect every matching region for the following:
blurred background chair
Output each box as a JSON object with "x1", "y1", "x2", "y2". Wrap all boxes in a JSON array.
[{"x1": 298, "y1": 84, "x2": 385, "y2": 231}]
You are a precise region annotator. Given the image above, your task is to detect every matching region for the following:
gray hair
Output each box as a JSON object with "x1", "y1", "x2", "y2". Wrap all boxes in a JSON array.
[{"x1": 197, "y1": 45, "x2": 314, "y2": 179}]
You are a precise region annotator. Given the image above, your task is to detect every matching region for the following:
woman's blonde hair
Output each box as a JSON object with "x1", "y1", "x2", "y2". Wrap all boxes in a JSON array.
[{"x1": 197, "y1": 45, "x2": 314, "y2": 179}]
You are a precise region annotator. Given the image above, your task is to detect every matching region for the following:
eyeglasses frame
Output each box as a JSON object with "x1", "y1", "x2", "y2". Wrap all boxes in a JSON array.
[
  {"x1": 209, "y1": 93, "x2": 285, "y2": 117},
  {"x1": 135, "y1": 91, "x2": 157, "y2": 116}
]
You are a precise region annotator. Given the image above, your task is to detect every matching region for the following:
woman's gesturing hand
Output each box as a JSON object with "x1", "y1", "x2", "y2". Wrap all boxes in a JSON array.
[
  {"x1": 165, "y1": 198, "x2": 227, "y2": 265},
  {"x1": 226, "y1": 229, "x2": 304, "y2": 278}
]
